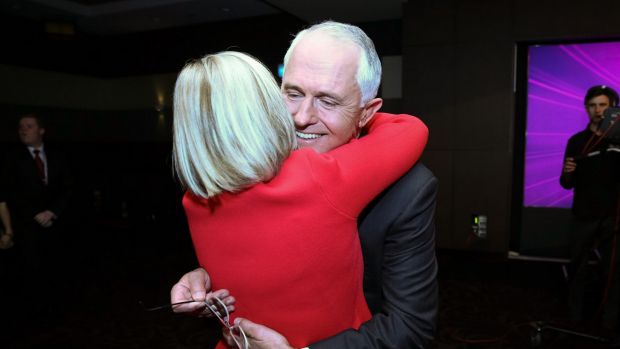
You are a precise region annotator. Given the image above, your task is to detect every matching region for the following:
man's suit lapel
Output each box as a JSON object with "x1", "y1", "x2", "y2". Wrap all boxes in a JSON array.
[{"x1": 19, "y1": 146, "x2": 45, "y2": 187}]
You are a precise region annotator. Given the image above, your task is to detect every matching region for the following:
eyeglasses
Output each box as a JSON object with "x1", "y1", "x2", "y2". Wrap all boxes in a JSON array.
[{"x1": 141, "y1": 296, "x2": 249, "y2": 349}]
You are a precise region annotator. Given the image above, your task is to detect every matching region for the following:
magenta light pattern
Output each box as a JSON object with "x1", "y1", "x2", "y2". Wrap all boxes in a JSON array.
[{"x1": 524, "y1": 41, "x2": 620, "y2": 208}]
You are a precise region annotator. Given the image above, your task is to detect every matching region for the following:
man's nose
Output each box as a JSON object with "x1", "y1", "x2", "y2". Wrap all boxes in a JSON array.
[{"x1": 294, "y1": 98, "x2": 318, "y2": 127}]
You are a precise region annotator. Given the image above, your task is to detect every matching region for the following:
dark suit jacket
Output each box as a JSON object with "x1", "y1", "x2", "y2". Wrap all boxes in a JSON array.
[
  {"x1": 3, "y1": 144, "x2": 72, "y2": 228},
  {"x1": 311, "y1": 163, "x2": 438, "y2": 349}
]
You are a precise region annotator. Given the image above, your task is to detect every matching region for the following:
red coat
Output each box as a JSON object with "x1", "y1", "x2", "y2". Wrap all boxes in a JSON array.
[{"x1": 183, "y1": 112, "x2": 428, "y2": 348}]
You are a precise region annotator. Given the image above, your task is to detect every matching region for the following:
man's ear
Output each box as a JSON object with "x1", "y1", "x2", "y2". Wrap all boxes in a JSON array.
[
  {"x1": 358, "y1": 97, "x2": 383, "y2": 128},
  {"x1": 39, "y1": 128, "x2": 46, "y2": 137}
]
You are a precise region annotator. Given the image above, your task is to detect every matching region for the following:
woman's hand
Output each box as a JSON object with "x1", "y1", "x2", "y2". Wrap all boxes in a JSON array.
[{"x1": 170, "y1": 268, "x2": 235, "y2": 317}]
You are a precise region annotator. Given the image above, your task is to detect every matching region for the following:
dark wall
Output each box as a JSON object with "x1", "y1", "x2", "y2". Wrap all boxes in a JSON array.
[
  {"x1": 0, "y1": 13, "x2": 306, "y2": 77},
  {"x1": 0, "y1": 107, "x2": 179, "y2": 229},
  {"x1": 0, "y1": 105, "x2": 172, "y2": 142},
  {"x1": 402, "y1": 0, "x2": 620, "y2": 252},
  {"x1": 0, "y1": 13, "x2": 402, "y2": 78}
]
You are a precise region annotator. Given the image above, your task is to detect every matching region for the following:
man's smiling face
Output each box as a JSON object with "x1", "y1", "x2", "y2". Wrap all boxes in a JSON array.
[{"x1": 281, "y1": 32, "x2": 367, "y2": 154}]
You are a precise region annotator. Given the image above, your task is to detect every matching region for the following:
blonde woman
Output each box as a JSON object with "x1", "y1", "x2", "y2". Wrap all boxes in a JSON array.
[{"x1": 173, "y1": 51, "x2": 428, "y2": 348}]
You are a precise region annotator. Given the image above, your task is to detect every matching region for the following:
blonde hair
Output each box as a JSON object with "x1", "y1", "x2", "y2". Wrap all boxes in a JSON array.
[{"x1": 173, "y1": 51, "x2": 296, "y2": 198}]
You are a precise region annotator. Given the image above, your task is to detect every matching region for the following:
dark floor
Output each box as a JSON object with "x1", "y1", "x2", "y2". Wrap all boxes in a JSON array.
[
  {"x1": 433, "y1": 252, "x2": 616, "y2": 349},
  {"x1": 0, "y1": 220, "x2": 617, "y2": 349}
]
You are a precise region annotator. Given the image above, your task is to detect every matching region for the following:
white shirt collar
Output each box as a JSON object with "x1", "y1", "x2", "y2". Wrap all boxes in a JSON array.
[{"x1": 27, "y1": 144, "x2": 45, "y2": 156}]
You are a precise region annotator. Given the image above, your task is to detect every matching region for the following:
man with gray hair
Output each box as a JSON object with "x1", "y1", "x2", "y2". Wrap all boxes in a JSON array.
[{"x1": 171, "y1": 21, "x2": 438, "y2": 348}]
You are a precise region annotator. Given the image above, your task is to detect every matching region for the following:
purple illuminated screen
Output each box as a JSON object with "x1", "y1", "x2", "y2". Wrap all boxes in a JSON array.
[{"x1": 524, "y1": 41, "x2": 620, "y2": 208}]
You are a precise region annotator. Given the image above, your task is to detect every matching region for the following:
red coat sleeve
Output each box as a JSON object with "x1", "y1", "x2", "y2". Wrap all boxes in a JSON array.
[{"x1": 307, "y1": 113, "x2": 428, "y2": 218}]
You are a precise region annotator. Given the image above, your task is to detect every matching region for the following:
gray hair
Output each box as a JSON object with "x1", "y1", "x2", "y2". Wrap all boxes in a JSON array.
[
  {"x1": 173, "y1": 51, "x2": 297, "y2": 198},
  {"x1": 283, "y1": 21, "x2": 382, "y2": 104}
]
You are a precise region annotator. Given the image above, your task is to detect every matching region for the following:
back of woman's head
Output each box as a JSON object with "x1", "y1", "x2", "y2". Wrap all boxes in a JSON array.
[{"x1": 173, "y1": 51, "x2": 296, "y2": 198}]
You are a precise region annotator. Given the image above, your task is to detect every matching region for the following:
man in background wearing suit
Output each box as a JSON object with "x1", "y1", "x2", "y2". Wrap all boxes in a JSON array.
[
  {"x1": 171, "y1": 21, "x2": 439, "y2": 348},
  {"x1": 3, "y1": 114, "x2": 72, "y2": 310}
]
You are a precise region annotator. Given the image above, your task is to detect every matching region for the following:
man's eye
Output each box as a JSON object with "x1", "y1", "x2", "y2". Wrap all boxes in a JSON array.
[
  {"x1": 287, "y1": 91, "x2": 302, "y2": 99},
  {"x1": 319, "y1": 99, "x2": 337, "y2": 108}
]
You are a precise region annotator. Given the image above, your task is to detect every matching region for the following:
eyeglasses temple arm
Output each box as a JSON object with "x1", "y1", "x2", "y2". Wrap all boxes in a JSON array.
[{"x1": 139, "y1": 299, "x2": 199, "y2": 312}]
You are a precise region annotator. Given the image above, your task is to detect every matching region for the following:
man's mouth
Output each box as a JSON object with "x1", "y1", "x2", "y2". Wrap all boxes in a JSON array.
[{"x1": 296, "y1": 131, "x2": 322, "y2": 140}]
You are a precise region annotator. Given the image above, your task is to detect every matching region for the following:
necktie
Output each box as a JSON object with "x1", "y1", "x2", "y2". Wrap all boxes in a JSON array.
[{"x1": 33, "y1": 149, "x2": 45, "y2": 182}]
